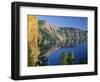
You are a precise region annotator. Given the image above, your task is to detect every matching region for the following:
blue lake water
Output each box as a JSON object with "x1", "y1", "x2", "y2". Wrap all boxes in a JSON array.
[{"x1": 47, "y1": 42, "x2": 87, "y2": 65}]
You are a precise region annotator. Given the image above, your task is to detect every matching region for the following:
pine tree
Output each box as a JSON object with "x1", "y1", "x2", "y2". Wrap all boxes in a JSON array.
[
  {"x1": 69, "y1": 51, "x2": 75, "y2": 64},
  {"x1": 60, "y1": 52, "x2": 67, "y2": 65}
]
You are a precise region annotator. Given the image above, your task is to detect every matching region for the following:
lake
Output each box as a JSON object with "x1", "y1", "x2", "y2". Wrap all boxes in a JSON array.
[{"x1": 47, "y1": 42, "x2": 88, "y2": 65}]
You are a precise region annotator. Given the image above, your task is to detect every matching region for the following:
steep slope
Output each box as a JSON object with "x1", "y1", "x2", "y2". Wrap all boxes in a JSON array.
[{"x1": 38, "y1": 20, "x2": 87, "y2": 45}]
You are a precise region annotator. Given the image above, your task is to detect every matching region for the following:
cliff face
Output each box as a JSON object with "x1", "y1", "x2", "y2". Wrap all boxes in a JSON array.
[
  {"x1": 38, "y1": 20, "x2": 87, "y2": 45},
  {"x1": 28, "y1": 16, "x2": 40, "y2": 66}
]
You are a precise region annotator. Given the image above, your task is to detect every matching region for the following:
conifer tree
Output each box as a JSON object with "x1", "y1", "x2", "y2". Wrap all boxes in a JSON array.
[
  {"x1": 60, "y1": 52, "x2": 67, "y2": 65},
  {"x1": 69, "y1": 51, "x2": 75, "y2": 64}
]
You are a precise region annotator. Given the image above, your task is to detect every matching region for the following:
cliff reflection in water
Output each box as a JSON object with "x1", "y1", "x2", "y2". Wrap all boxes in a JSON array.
[
  {"x1": 41, "y1": 37, "x2": 87, "y2": 65},
  {"x1": 44, "y1": 38, "x2": 87, "y2": 57}
]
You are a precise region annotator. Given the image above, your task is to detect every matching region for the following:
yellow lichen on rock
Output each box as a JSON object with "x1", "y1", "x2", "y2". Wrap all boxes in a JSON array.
[{"x1": 28, "y1": 15, "x2": 40, "y2": 66}]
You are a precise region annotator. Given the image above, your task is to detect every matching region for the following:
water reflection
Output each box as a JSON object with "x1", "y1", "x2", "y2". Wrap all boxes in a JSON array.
[{"x1": 44, "y1": 38, "x2": 87, "y2": 57}]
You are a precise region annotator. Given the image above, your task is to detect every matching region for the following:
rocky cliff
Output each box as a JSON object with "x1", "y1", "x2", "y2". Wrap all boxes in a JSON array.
[{"x1": 38, "y1": 20, "x2": 87, "y2": 45}]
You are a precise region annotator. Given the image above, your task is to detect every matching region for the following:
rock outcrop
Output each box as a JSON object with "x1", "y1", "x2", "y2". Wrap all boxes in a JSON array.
[{"x1": 38, "y1": 20, "x2": 87, "y2": 45}]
